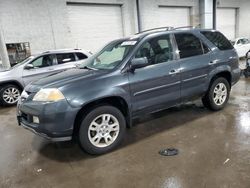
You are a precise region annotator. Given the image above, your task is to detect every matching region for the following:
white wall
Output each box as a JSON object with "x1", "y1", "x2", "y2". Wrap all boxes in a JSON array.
[
  {"x1": 0, "y1": 0, "x2": 137, "y2": 54},
  {"x1": 218, "y1": 0, "x2": 250, "y2": 39},
  {"x1": 139, "y1": 0, "x2": 200, "y2": 30},
  {"x1": 1, "y1": 0, "x2": 250, "y2": 55}
]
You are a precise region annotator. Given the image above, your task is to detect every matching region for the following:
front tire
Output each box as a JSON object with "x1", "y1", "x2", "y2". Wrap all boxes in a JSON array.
[
  {"x1": 0, "y1": 84, "x2": 21, "y2": 106},
  {"x1": 202, "y1": 77, "x2": 230, "y2": 111},
  {"x1": 78, "y1": 105, "x2": 126, "y2": 155}
]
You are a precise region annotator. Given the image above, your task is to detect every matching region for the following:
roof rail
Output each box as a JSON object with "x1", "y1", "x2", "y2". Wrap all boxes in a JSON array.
[
  {"x1": 134, "y1": 25, "x2": 201, "y2": 36},
  {"x1": 174, "y1": 26, "x2": 198, "y2": 30},
  {"x1": 136, "y1": 26, "x2": 174, "y2": 34},
  {"x1": 42, "y1": 48, "x2": 82, "y2": 54}
]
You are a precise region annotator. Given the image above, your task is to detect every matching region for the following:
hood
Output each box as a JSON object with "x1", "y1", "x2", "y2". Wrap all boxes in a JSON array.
[
  {"x1": 0, "y1": 65, "x2": 23, "y2": 83},
  {"x1": 25, "y1": 68, "x2": 107, "y2": 92}
]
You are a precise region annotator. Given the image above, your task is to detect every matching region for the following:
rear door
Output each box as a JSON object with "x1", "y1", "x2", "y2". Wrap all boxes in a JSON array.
[
  {"x1": 22, "y1": 54, "x2": 57, "y2": 85},
  {"x1": 174, "y1": 32, "x2": 211, "y2": 102},
  {"x1": 128, "y1": 34, "x2": 181, "y2": 116},
  {"x1": 53, "y1": 52, "x2": 78, "y2": 71}
]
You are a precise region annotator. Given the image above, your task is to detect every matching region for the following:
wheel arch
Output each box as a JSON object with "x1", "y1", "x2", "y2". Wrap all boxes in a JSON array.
[
  {"x1": 0, "y1": 80, "x2": 24, "y2": 91},
  {"x1": 73, "y1": 96, "x2": 131, "y2": 138},
  {"x1": 209, "y1": 71, "x2": 232, "y2": 88}
]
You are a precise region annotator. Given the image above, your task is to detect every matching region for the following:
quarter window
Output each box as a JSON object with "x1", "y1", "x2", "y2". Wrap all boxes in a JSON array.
[
  {"x1": 76, "y1": 52, "x2": 88, "y2": 60},
  {"x1": 135, "y1": 35, "x2": 174, "y2": 65},
  {"x1": 201, "y1": 31, "x2": 233, "y2": 50},
  {"x1": 56, "y1": 53, "x2": 75, "y2": 64},
  {"x1": 175, "y1": 33, "x2": 203, "y2": 59}
]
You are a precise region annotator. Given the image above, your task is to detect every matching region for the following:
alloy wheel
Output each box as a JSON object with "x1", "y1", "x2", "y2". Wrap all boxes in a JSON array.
[
  {"x1": 88, "y1": 114, "x2": 120, "y2": 148},
  {"x1": 213, "y1": 83, "x2": 227, "y2": 105},
  {"x1": 3, "y1": 87, "x2": 20, "y2": 104}
]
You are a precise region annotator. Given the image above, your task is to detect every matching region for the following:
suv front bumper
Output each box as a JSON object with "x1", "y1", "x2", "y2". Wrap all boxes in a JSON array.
[{"x1": 17, "y1": 99, "x2": 80, "y2": 141}]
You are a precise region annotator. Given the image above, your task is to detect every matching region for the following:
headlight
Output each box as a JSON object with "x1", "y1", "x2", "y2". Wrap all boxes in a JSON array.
[{"x1": 33, "y1": 88, "x2": 65, "y2": 102}]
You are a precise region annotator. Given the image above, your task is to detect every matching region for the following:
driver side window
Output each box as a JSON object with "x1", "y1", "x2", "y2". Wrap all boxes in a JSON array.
[
  {"x1": 135, "y1": 35, "x2": 173, "y2": 65},
  {"x1": 30, "y1": 55, "x2": 54, "y2": 68}
]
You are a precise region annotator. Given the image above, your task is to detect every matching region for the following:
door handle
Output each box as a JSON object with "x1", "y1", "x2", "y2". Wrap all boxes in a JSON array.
[
  {"x1": 209, "y1": 60, "x2": 218, "y2": 65},
  {"x1": 169, "y1": 69, "x2": 179, "y2": 75}
]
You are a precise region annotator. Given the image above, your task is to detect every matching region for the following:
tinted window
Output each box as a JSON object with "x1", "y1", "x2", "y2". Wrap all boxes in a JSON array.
[
  {"x1": 242, "y1": 38, "x2": 250, "y2": 44},
  {"x1": 135, "y1": 35, "x2": 173, "y2": 65},
  {"x1": 76, "y1": 52, "x2": 88, "y2": 60},
  {"x1": 56, "y1": 53, "x2": 75, "y2": 64},
  {"x1": 237, "y1": 39, "x2": 242, "y2": 45},
  {"x1": 175, "y1": 33, "x2": 203, "y2": 59},
  {"x1": 201, "y1": 31, "x2": 233, "y2": 50},
  {"x1": 30, "y1": 55, "x2": 54, "y2": 68},
  {"x1": 202, "y1": 43, "x2": 210, "y2": 54}
]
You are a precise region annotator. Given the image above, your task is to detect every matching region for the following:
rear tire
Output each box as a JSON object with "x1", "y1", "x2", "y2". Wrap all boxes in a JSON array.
[
  {"x1": 0, "y1": 84, "x2": 21, "y2": 106},
  {"x1": 78, "y1": 105, "x2": 126, "y2": 155},
  {"x1": 202, "y1": 77, "x2": 230, "y2": 111}
]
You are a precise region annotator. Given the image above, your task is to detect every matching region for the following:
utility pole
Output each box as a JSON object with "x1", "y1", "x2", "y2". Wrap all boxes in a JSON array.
[{"x1": 0, "y1": 25, "x2": 10, "y2": 69}]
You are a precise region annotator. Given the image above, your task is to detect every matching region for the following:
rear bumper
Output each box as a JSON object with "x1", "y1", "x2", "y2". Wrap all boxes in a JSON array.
[{"x1": 17, "y1": 99, "x2": 80, "y2": 141}]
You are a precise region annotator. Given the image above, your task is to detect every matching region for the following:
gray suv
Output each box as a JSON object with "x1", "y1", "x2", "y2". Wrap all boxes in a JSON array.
[
  {"x1": 0, "y1": 49, "x2": 90, "y2": 106},
  {"x1": 17, "y1": 28, "x2": 241, "y2": 155}
]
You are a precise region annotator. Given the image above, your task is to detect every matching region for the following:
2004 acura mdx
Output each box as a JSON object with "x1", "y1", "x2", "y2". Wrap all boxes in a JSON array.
[{"x1": 17, "y1": 28, "x2": 241, "y2": 155}]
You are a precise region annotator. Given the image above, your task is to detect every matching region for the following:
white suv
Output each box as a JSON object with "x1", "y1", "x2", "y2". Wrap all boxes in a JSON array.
[{"x1": 0, "y1": 49, "x2": 91, "y2": 106}]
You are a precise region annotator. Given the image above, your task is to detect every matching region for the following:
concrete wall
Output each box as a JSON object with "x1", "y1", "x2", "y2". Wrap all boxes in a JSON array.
[
  {"x1": 0, "y1": 0, "x2": 137, "y2": 54},
  {"x1": 0, "y1": 0, "x2": 250, "y2": 55},
  {"x1": 139, "y1": 0, "x2": 200, "y2": 30},
  {"x1": 218, "y1": 0, "x2": 250, "y2": 39}
]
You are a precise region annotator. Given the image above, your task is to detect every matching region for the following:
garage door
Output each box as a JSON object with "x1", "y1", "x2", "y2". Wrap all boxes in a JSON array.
[
  {"x1": 67, "y1": 3, "x2": 124, "y2": 52},
  {"x1": 216, "y1": 8, "x2": 236, "y2": 40},
  {"x1": 142, "y1": 6, "x2": 190, "y2": 30}
]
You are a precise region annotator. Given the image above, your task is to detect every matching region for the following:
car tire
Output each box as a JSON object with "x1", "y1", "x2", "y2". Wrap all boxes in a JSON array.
[
  {"x1": 78, "y1": 105, "x2": 126, "y2": 155},
  {"x1": 202, "y1": 77, "x2": 230, "y2": 111},
  {"x1": 0, "y1": 84, "x2": 21, "y2": 106}
]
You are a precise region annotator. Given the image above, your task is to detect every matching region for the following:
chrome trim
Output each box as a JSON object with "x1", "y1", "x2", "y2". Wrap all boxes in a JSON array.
[
  {"x1": 134, "y1": 81, "x2": 181, "y2": 96},
  {"x1": 182, "y1": 74, "x2": 207, "y2": 83}
]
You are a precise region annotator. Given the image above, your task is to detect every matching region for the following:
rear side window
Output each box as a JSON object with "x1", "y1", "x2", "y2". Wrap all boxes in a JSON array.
[
  {"x1": 201, "y1": 31, "x2": 233, "y2": 50},
  {"x1": 76, "y1": 52, "x2": 88, "y2": 60},
  {"x1": 56, "y1": 53, "x2": 75, "y2": 64},
  {"x1": 175, "y1": 33, "x2": 203, "y2": 59}
]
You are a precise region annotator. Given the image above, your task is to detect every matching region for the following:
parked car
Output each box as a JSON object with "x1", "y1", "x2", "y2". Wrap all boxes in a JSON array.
[
  {"x1": 231, "y1": 37, "x2": 250, "y2": 58},
  {"x1": 17, "y1": 28, "x2": 241, "y2": 155},
  {"x1": 0, "y1": 49, "x2": 91, "y2": 106}
]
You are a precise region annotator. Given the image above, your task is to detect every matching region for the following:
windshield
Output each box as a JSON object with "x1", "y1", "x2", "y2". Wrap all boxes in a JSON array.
[
  {"x1": 12, "y1": 56, "x2": 34, "y2": 69},
  {"x1": 81, "y1": 39, "x2": 137, "y2": 70}
]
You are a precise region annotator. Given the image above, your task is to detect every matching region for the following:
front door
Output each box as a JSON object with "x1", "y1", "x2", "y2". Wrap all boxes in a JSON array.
[
  {"x1": 22, "y1": 54, "x2": 57, "y2": 85},
  {"x1": 128, "y1": 34, "x2": 181, "y2": 116}
]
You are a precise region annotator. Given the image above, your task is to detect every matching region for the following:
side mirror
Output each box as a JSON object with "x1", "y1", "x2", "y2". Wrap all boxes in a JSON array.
[
  {"x1": 24, "y1": 64, "x2": 34, "y2": 70},
  {"x1": 130, "y1": 57, "x2": 148, "y2": 71}
]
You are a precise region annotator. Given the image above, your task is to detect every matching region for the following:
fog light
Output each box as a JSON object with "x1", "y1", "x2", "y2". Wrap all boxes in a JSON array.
[{"x1": 33, "y1": 116, "x2": 40, "y2": 124}]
